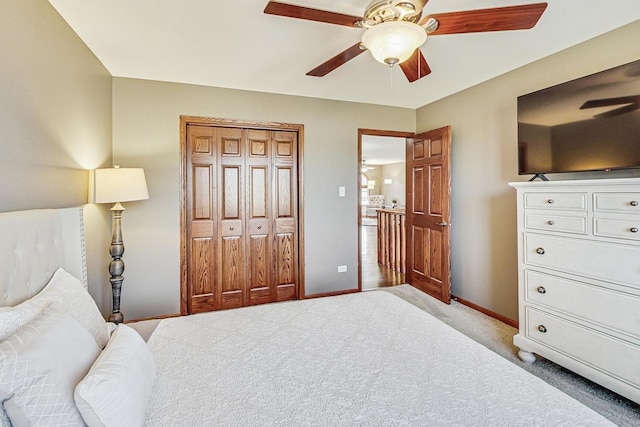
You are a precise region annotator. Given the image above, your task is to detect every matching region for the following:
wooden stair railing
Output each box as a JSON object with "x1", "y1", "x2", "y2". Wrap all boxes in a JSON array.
[{"x1": 377, "y1": 209, "x2": 406, "y2": 274}]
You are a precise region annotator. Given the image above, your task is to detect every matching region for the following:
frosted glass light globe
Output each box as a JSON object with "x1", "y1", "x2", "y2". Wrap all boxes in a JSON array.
[{"x1": 361, "y1": 21, "x2": 427, "y2": 66}]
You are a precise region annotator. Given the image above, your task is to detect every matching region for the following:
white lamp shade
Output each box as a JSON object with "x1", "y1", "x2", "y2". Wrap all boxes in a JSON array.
[
  {"x1": 362, "y1": 21, "x2": 427, "y2": 65},
  {"x1": 90, "y1": 168, "x2": 149, "y2": 204}
]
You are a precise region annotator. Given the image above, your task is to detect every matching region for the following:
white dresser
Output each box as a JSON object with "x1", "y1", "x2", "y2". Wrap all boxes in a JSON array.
[{"x1": 509, "y1": 178, "x2": 640, "y2": 404}]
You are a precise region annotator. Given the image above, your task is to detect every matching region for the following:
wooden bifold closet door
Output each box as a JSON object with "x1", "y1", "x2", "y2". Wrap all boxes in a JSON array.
[{"x1": 184, "y1": 123, "x2": 299, "y2": 313}]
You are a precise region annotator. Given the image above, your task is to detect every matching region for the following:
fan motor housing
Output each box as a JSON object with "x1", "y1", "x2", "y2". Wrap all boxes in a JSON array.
[{"x1": 360, "y1": 0, "x2": 427, "y2": 27}]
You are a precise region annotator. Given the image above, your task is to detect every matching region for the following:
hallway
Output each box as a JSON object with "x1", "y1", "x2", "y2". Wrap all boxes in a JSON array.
[{"x1": 361, "y1": 222, "x2": 405, "y2": 290}]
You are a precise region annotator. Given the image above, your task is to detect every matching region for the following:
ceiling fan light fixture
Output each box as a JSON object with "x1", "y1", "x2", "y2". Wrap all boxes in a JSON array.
[{"x1": 361, "y1": 21, "x2": 427, "y2": 66}]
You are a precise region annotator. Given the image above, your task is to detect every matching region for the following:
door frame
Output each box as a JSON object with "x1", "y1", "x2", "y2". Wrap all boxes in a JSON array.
[
  {"x1": 357, "y1": 128, "x2": 414, "y2": 291},
  {"x1": 180, "y1": 116, "x2": 305, "y2": 315}
]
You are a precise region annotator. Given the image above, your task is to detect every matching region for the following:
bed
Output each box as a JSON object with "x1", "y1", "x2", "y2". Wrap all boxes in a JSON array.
[{"x1": 0, "y1": 207, "x2": 615, "y2": 426}]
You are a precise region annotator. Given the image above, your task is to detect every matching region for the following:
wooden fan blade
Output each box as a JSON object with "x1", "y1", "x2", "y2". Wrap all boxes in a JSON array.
[
  {"x1": 307, "y1": 43, "x2": 366, "y2": 77},
  {"x1": 264, "y1": 1, "x2": 362, "y2": 27},
  {"x1": 580, "y1": 96, "x2": 640, "y2": 109},
  {"x1": 592, "y1": 103, "x2": 640, "y2": 119},
  {"x1": 421, "y1": 3, "x2": 547, "y2": 35},
  {"x1": 400, "y1": 50, "x2": 431, "y2": 82}
]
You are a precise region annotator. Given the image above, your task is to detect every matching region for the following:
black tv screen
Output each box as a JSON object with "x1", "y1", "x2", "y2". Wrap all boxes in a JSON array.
[{"x1": 517, "y1": 59, "x2": 640, "y2": 176}]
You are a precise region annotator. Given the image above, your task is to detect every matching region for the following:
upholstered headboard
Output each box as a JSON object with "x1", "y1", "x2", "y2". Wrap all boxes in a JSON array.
[{"x1": 0, "y1": 207, "x2": 87, "y2": 307}]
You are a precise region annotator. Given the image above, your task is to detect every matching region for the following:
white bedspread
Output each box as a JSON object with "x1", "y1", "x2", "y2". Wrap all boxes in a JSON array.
[{"x1": 144, "y1": 291, "x2": 613, "y2": 426}]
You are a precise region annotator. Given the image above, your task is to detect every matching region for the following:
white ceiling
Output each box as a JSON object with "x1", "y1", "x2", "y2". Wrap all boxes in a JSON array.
[
  {"x1": 48, "y1": 1, "x2": 640, "y2": 109},
  {"x1": 362, "y1": 136, "x2": 406, "y2": 164}
]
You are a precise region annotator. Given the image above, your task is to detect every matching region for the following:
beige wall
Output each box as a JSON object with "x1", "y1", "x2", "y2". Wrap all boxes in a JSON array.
[
  {"x1": 0, "y1": 0, "x2": 113, "y2": 313},
  {"x1": 112, "y1": 78, "x2": 415, "y2": 319},
  {"x1": 380, "y1": 162, "x2": 406, "y2": 206},
  {"x1": 363, "y1": 169, "x2": 382, "y2": 195},
  {"x1": 416, "y1": 20, "x2": 640, "y2": 321}
]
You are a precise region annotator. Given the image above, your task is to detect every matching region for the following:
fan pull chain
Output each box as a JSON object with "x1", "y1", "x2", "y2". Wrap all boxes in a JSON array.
[{"x1": 389, "y1": 65, "x2": 394, "y2": 89}]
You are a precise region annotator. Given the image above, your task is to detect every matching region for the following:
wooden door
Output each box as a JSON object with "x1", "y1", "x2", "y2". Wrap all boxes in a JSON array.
[
  {"x1": 185, "y1": 124, "x2": 217, "y2": 313},
  {"x1": 184, "y1": 121, "x2": 299, "y2": 314},
  {"x1": 245, "y1": 129, "x2": 272, "y2": 306},
  {"x1": 218, "y1": 127, "x2": 246, "y2": 309},
  {"x1": 272, "y1": 131, "x2": 298, "y2": 302},
  {"x1": 406, "y1": 126, "x2": 452, "y2": 303}
]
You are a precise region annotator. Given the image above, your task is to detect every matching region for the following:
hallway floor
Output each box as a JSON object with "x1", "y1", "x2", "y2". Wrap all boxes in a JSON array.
[{"x1": 361, "y1": 222, "x2": 405, "y2": 290}]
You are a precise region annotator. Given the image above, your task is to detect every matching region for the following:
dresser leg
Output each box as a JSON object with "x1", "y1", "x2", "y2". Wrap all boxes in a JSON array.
[{"x1": 517, "y1": 349, "x2": 536, "y2": 365}]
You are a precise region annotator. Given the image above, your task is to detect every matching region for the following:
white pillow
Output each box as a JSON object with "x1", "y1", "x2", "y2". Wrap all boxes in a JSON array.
[
  {"x1": 0, "y1": 304, "x2": 101, "y2": 426},
  {"x1": 75, "y1": 324, "x2": 156, "y2": 427},
  {"x1": 0, "y1": 404, "x2": 10, "y2": 427},
  {"x1": 0, "y1": 268, "x2": 109, "y2": 348},
  {"x1": 0, "y1": 305, "x2": 39, "y2": 342}
]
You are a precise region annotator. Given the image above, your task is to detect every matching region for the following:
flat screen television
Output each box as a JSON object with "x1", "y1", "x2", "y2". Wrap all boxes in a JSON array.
[{"x1": 517, "y1": 59, "x2": 640, "y2": 178}]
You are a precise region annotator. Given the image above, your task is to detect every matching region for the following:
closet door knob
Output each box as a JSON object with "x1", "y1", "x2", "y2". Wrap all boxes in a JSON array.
[
  {"x1": 536, "y1": 247, "x2": 545, "y2": 255},
  {"x1": 630, "y1": 201, "x2": 638, "y2": 207},
  {"x1": 257, "y1": 225, "x2": 262, "y2": 230},
  {"x1": 537, "y1": 325, "x2": 547, "y2": 333},
  {"x1": 547, "y1": 199, "x2": 554, "y2": 204},
  {"x1": 537, "y1": 286, "x2": 546, "y2": 294},
  {"x1": 630, "y1": 227, "x2": 638, "y2": 233},
  {"x1": 547, "y1": 220, "x2": 555, "y2": 226}
]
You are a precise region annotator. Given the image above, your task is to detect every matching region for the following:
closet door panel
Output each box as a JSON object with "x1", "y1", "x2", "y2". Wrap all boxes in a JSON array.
[
  {"x1": 220, "y1": 236, "x2": 244, "y2": 309},
  {"x1": 247, "y1": 130, "x2": 273, "y2": 305},
  {"x1": 247, "y1": 166, "x2": 272, "y2": 305},
  {"x1": 218, "y1": 128, "x2": 246, "y2": 309},
  {"x1": 273, "y1": 130, "x2": 298, "y2": 301},
  {"x1": 186, "y1": 125, "x2": 217, "y2": 313},
  {"x1": 222, "y1": 166, "x2": 241, "y2": 220},
  {"x1": 275, "y1": 232, "x2": 296, "y2": 300}
]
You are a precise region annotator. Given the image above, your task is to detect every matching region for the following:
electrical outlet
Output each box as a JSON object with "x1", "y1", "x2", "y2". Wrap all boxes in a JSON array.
[
  {"x1": 339, "y1": 186, "x2": 345, "y2": 197},
  {"x1": 337, "y1": 265, "x2": 347, "y2": 273}
]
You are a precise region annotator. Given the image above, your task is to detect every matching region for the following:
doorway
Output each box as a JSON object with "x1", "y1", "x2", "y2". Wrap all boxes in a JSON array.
[{"x1": 358, "y1": 129, "x2": 412, "y2": 290}]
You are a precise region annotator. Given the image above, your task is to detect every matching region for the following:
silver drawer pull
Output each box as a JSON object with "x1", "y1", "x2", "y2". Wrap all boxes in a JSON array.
[
  {"x1": 537, "y1": 286, "x2": 546, "y2": 294},
  {"x1": 536, "y1": 247, "x2": 545, "y2": 255},
  {"x1": 547, "y1": 199, "x2": 554, "y2": 204},
  {"x1": 630, "y1": 201, "x2": 639, "y2": 207},
  {"x1": 537, "y1": 325, "x2": 547, "y2": 333},
  {"x1": 630, "y1": 227, "x2": 638, "y2": 233},
  {"x1": 547, "y1": 220, "x2": 555, "y2": 226},
  {"x1": 229, "y1": 227, "x2": 234, "y2": 231},
  {"x1": 257, "y1": 225, "x2": 262, "y2": 229}
]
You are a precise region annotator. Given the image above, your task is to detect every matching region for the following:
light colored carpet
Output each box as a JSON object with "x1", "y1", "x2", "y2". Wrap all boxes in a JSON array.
[{"x1": 378, "y1": 284, "x2": 640, "y2": 427}]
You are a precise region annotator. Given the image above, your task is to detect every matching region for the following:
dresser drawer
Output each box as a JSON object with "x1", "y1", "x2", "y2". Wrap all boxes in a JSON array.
[
  {"x1": 594, "y1": 192, "x2": 640, "y2": 214},
  {"x1": 526, "y1": 307, "x2": 640, "y2": 387},
  {"x1": 524, "y1": 192, "x2": 587, "y2": 211},
  {"x1": 524, "y1": 233, "x2": 640, "y2": 289},
  {"x1": 524, "y1": 213, "x2": 586, "y2": 235},
  {"x1": 525, "y1": 308, "x2": 640, "y2": 388},
  {"x1": 594, "y1": 217, "x2": 640, "y2": 242},
  {"x1": 525, "y1": 270, "x2": 640, "y2": 339}
]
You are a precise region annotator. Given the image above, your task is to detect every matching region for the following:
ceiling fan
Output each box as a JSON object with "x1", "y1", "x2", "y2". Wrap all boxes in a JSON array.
[
  {"x1": 361, "y1": 160, "x2": 378, "y2": 172},
  {"x1": 264, "y1": 0, "x2": 548, "y2": 82},
  {"x1": 580, "y1": 95, "x2": 640, "y2": 119}
]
